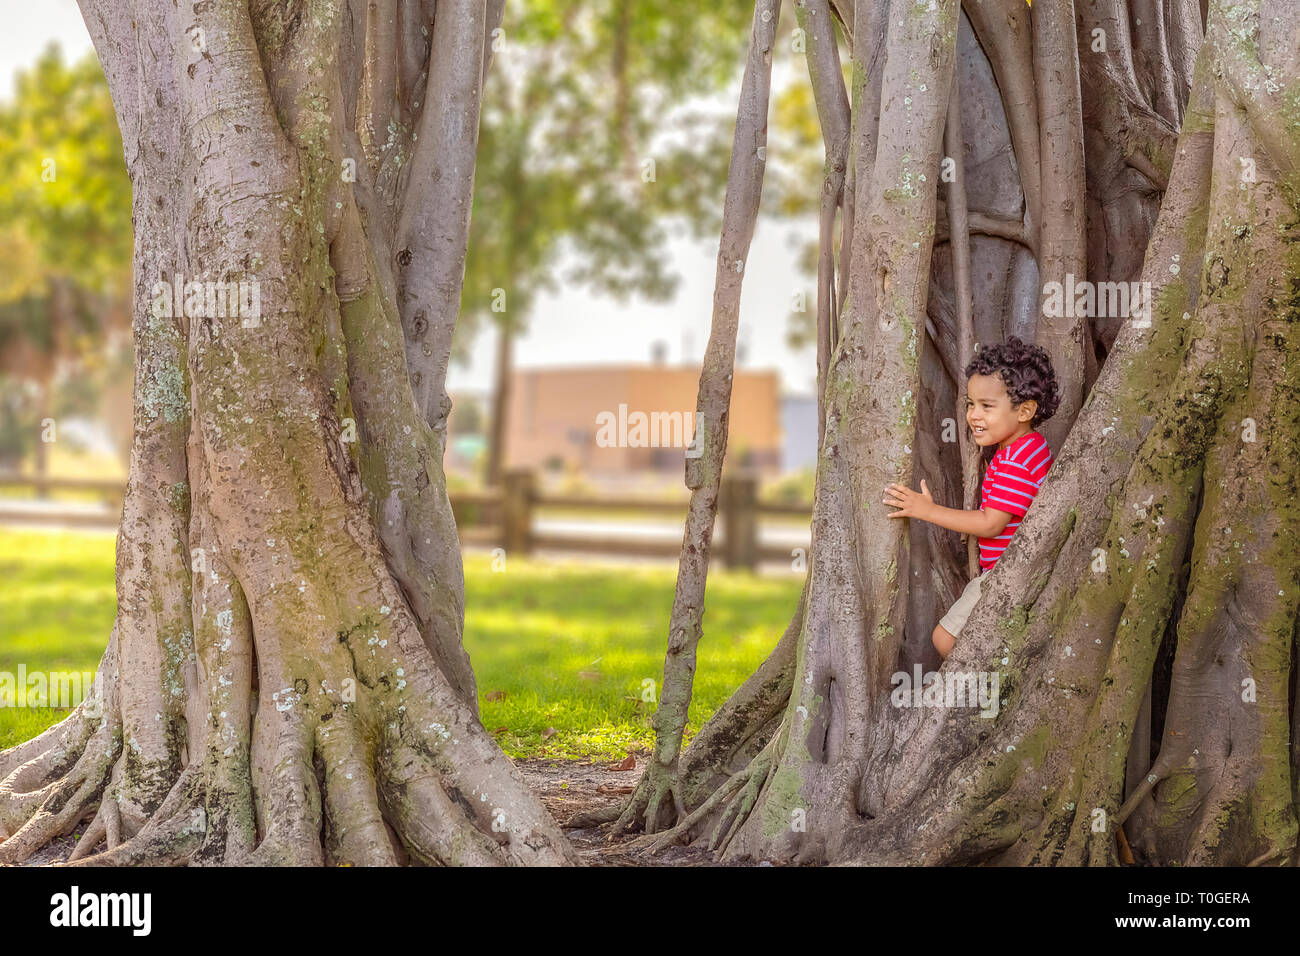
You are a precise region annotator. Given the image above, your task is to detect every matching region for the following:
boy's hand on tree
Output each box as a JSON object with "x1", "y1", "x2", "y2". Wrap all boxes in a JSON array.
[{"x1": 883, "y1": 480, "x2": 934, "y2": 520}]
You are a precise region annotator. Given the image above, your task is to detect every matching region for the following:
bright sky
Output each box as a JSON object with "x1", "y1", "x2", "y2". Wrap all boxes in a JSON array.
[{"x1": 3, "y1": 1, "x2": 820, "y2": 398}]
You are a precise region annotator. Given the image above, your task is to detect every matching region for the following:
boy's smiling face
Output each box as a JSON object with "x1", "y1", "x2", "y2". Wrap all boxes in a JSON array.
[{"x1": 966, "y1": 373, "x2": 1037, "y2": 450}]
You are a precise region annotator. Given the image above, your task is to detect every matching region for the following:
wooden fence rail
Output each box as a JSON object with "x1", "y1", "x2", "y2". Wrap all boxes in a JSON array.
[{"x1": 0, "y1": 469, "x2": 811, "y2": 570}]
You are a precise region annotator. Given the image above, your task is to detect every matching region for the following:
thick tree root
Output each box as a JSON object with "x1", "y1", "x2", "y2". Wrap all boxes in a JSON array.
[
  {"x1": 0, "y1": 735, "x2": 115, "y2": 864},
  {"x1": 5, "y1": 659, "x2": 577, "y2": 867}
]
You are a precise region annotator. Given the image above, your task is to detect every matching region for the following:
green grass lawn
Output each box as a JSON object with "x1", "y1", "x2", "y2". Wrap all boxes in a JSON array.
[
  {"x1": 0, "y1": 530, "x2": 118, "y2": 751},
  {"x1": 0, "y1": 529, "x2": 801, "y2": 760}
]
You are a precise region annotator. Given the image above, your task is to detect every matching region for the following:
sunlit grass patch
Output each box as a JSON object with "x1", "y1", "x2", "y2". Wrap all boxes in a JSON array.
[{"x1": 0, "y1": 530, "x2": 801, "y2": 760}]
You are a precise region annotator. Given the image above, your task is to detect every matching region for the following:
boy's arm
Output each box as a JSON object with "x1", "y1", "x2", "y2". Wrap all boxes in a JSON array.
[
  {"x1": 920, "y1": 502, "x2": 1014, "y2": 538},
  {"x1": 883, "y1": 480, "x2": 1015, "y2": 537}
]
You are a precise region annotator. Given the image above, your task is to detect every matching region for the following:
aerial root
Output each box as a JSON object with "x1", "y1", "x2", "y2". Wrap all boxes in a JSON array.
[
  {"x1": 608, "y1": 776, "x2": 653, "y2": 836},
  {"x1": 321, "y1": 781, "x2": 395, "y2": 866},
  {"x1": 1246, "y1": 847, "x2": 1289, "y2": 867},
  {"x1": 629, "y1": 764, "x2": 748, "y2": 854},
  {"x1": 0, "y1": 707, "x2": 93, "y2": 784},
  {"x1": 642, "y1": 771, "x2": 687, "y2": 837},
  {"x1": 566, "y1": 803, "x2": 622, "y2": 828},
  {"x1": 67, "y1": 806, "x2": 107, "y2": 862},
  {"x1": 68, "y1": 812, "x2": 197, "y2": 866},
  {"x1": 602, "y1": 585, "x2": 804, "y2": 841},
  {"x1": 630, "y1": 735, "x2": 779, "y2": 857},
  {"x1": 317, "y1": 715, "x2": 398, "y2": 866},
  {"x1": 711, "y1": 746, "x2": 775, "y2": 859},
  {"x1": 59, "y1": 763, "x2": 201, "y2": 866},
  {"x1": 607, "y1": 758, "x2": 690, "y2": 837},
  {"x1": 0, "y1": 734, "x2": 94, "y2": 826},
  {"x1": 1116, "y1": 747, "x2": 1182, "y2": 826},
  {"x1": 0, "y1": 722, "x2": 120, "y2": 864},
  {"x1": 0, "y1": 766, "x2": 101, "y2": 864},
  {"x1": 384, "y1": 769, "x2": 506, "y2": 866},
  {"x1": 0, "y1": 763, "x2": 71, "y2": 836},
  {"x1": 67, "y1": 775, "x2": 125, "y2": 862}
]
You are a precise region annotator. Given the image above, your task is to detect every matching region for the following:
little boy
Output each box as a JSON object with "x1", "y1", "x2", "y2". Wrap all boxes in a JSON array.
[{"x1": 882, "y1": 336, "x2": 1059, "y2": 659}]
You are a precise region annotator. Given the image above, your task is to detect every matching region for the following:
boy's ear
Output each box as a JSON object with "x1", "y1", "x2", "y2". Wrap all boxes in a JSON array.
[{"x1": 1019, "y1": 399, "x2": 1038, "y2": 422}]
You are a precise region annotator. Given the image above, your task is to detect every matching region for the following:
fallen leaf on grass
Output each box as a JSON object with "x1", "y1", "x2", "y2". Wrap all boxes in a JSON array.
[
  {"x1": 491, "y1": 726, "x2": 508, "y2": 734},
  {"x1": 542, "y1": 727, "x2": 557, "y2": 738},
  {"x1": 577, "y1": 670, "x2": 603, "y2": 682},
  {"x1": 485, "y1": 690, "x2": 507, "y2": 702},
  {"x1": 611, "y1": 755, "x2": 636, "y2": 771}
]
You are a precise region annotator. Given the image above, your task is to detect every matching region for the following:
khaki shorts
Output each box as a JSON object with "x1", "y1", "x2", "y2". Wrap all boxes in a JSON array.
[{"x1": 939, "y1": 570, "x2": 989, "y2": 636}]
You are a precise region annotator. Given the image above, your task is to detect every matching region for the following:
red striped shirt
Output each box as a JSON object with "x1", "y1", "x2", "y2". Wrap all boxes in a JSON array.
[{"x1": 978, "y1": 431, "x2": 1053, "y2": 571}]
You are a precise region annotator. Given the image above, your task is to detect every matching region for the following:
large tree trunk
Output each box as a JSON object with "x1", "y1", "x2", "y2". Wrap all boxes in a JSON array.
[
  {"x1": 0, "y1": 0, "x2": 574, "y2": 866},
  {"x1": 604, "y1": 0, "x2": 1300, "y2": 866}
]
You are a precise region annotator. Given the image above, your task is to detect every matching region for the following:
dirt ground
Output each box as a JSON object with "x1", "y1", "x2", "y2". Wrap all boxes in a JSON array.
[
  {"x1": 13, "y1": 755, "x2": 756, "y2": 867},
  {"x1": 515, "y1": 755, "x2": 757, "y2": 866}
]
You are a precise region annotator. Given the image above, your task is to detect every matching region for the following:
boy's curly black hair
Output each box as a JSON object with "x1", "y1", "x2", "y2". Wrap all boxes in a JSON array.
[{"x1": 963, "y1": 336, "x2": 1060, "y2": 427}]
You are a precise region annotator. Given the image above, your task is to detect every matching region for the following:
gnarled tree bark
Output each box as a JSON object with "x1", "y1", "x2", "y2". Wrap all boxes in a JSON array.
[
  {"x1": 0, "y1": 0, "x2": 574, "y2": 867},
  {"x1": 610, "y1": 0, "x2": 1300, "y2": 867}
]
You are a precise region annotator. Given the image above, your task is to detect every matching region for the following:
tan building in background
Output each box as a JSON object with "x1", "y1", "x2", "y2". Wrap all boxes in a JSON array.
[{"x1": 504, "y1": 364, "x2": 782, "y2": 485}]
